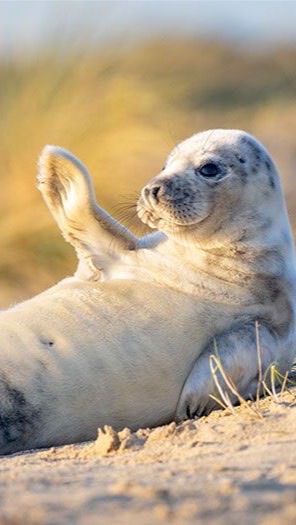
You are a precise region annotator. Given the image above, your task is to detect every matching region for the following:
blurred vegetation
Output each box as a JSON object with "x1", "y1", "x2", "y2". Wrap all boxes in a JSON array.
[{"x1": 1, "y1": 39, "x2": 296, "y2": 306}]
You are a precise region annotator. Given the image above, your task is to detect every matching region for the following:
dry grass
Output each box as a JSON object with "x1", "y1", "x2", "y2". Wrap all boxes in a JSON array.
[
  {"x1": 2, "y1": 39, "x2": 296, "y2": 305},
  {"x1": 208, "y1": 321, "x2": 296, "y2": 419}
]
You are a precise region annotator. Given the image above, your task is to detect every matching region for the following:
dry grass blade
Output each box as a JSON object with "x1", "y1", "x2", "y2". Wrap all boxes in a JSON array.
[
  {"x1": 208, "y1": 393, "x2": 232, "y2": 412},
  {"x1": 255, "y1": 320, "x2": 263, "y2": 406},
  {"x1": 209, "y1": 354, "x2": 236, "y2": 415},
  {"x1": 280, "y1": 370, "x2": 289, "y2": 396},
  {"x1": 271, "y1": 364, "x2": 280, "y2": 402},
  {"x1": 261, "y1": 363, "x2": 296, "y2": 403},
  {"x1": 253, "y1": 321, "x2": 294, "y2": 406},
  {"x1": 209, "y1": 347, "x2": 263, "y2": 419}
]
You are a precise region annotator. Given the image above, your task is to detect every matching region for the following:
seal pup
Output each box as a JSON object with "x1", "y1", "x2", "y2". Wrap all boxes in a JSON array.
[
  {"x1": 0, "y1": 129, "x2": 294, "y2": 455},
  {"x1": 39, "y1": 130, "x2": 296, "y2": 420}
]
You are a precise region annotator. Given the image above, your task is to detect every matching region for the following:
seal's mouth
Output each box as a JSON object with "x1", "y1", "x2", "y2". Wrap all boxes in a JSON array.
[
  {"x1": 136, "y1": 203, "x2": 161, "y2": 229},
  {"x1": 136, "y1": 197, "x2": 203, "y2": 231}
]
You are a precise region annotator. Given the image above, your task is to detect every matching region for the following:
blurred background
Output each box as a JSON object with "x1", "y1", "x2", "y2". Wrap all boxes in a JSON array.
[{"x1": 1, "y1": 0, "x2": 296, "y2": 306}]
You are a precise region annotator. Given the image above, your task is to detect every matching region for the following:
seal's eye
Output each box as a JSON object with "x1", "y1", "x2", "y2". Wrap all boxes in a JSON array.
[{"x1": 198, "y1": 163, "x2": 220, "y2": 177}]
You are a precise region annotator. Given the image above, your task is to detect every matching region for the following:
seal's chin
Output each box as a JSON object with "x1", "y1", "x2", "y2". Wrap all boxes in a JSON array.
[{"x1": 137, "y1": 204, "x2": 163, "y2": 229}]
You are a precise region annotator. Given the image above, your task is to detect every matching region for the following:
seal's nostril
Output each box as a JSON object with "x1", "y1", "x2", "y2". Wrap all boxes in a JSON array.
[
  {"x1": 143, "y1": 185, "x2": 161, "y2": 202},
  {"x1": 151, "y1": 186, "x2": 161, "y2": 200}
]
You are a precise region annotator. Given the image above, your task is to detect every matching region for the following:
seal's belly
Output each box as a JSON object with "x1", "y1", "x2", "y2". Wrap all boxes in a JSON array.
[{"x1": 0, "y1": 279, "x2": 222, "y2": 452}]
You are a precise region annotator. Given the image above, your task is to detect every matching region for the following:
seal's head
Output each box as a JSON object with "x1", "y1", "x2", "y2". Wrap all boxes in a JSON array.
[{"x1": 137, "y1": 129, "x2": 284, "y2": 245}]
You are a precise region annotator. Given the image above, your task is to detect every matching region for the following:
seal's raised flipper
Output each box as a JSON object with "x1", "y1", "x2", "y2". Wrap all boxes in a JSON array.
[{"x1": 38, "y1": 146, "x2": 138, "y2": 280}]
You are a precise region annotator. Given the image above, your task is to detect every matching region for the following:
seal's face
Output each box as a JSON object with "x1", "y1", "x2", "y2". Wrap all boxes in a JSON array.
[{"x1": 137, "y1": 129, "x2": 280, "y2": 242}]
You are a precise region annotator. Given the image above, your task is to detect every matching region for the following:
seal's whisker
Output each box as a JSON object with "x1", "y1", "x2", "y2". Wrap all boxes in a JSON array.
[
  {"x1": 110, "y1": 193, "x2": 139, "y2": 215},
  {"x1": 201, "y1": 129, "x2": 217, "y2": 154},
  {"x1": 112, "y1": 206, "x2": 150, "y2": 240}
]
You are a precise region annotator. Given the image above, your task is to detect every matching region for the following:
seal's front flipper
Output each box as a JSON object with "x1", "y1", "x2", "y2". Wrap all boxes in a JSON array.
[
  {"x1": 38, "y1": 146, "x2": 138, "y2": 280},
  {"x1": 175, "y1": 323, "x2": 282, "y2": 421}
]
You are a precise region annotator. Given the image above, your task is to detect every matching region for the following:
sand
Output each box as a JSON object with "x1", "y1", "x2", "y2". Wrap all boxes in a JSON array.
[{"x1": 0, "y1": 389, "x2": 296, "y2": 525}]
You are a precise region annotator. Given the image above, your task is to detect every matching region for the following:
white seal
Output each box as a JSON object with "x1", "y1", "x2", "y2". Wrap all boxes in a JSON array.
[{"x1": 0, "y1": 129, "x2": 295, "y2": 454}]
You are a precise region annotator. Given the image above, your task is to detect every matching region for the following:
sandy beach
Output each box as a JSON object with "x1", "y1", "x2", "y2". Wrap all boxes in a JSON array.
[{"x1": 0, "y1": 387, "x2": 296, "y2": 525}]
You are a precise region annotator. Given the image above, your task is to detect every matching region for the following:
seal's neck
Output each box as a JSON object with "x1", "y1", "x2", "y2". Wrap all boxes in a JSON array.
[{"x1": 159, "y1": 214, "x2": 296, "y2": 290}]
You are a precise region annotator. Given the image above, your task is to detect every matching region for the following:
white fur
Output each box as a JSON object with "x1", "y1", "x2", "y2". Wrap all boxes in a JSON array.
[{"x1": 0, "y1": 129, "x2": 295, "y2": 454}]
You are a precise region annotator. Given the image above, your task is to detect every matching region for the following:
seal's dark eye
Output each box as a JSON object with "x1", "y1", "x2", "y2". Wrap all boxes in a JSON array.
[{"x1": 198, "y1": 163, "x2": 220, "y2": 177}]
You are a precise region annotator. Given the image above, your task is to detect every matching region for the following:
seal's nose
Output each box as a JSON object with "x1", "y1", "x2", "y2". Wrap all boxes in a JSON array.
[
  {"x1": 151, "y1": 185, "x2": 161, "y2": 200},
  {"x1": 143, "y1": 185, "x2": 161, "y2": 203}
]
